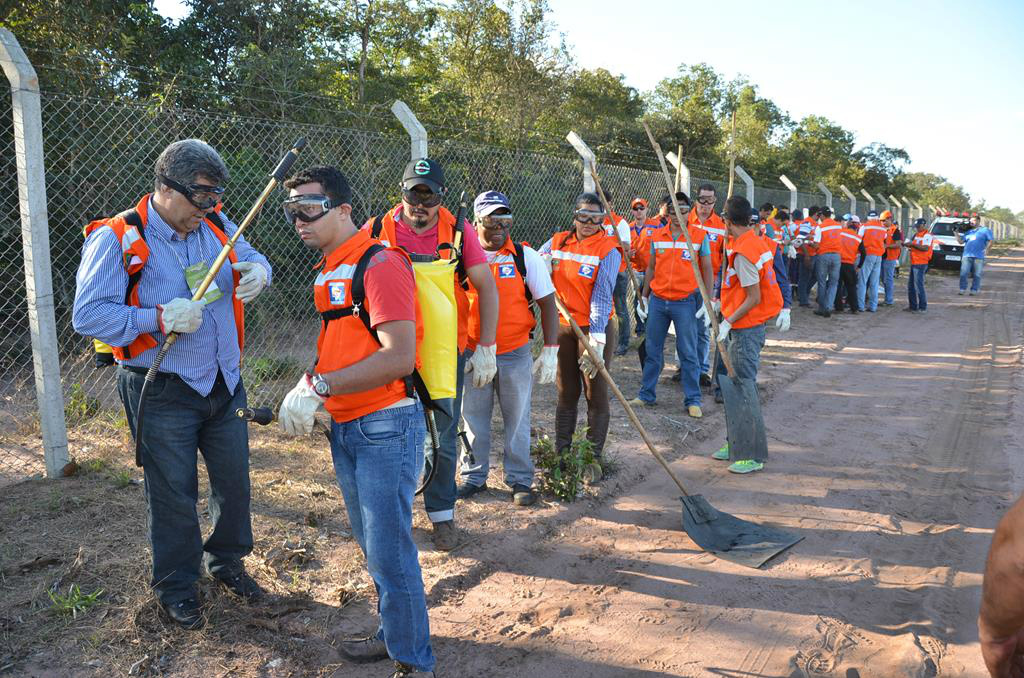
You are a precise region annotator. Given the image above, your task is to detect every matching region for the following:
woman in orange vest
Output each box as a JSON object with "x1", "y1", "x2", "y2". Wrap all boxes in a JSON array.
[
  {"x1": 904, "y1": 218, "x2": 934, "y2": 313},
  {"x1": 538, "y1": 192, "x2": 622, "y2": 460},
  {"x1": 713, "y1": 196, "x2": 783, "y2": 474},
  {"x1": 277, "y1": 165, "x2": 436, "y2": 675}
]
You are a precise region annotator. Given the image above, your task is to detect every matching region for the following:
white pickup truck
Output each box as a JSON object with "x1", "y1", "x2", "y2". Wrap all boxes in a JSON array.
[{"x1": 928, "y1": 216, "x2": 972, "y2": 269}]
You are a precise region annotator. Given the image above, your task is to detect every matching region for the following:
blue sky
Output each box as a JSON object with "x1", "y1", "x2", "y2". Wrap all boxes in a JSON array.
[{"x1": 154, "y1": 0, "x2": 1023, "y2": 212}]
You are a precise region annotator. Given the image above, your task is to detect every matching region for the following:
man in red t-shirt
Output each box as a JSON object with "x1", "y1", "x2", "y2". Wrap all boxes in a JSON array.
[{"x1": 363, "y1": 158, "x2": 500, "y2": 552}]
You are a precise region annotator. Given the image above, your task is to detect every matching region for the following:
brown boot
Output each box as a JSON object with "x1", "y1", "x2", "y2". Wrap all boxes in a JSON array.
[{"x1": 431, "y1": 520, "x2": 458, "y2": 551}]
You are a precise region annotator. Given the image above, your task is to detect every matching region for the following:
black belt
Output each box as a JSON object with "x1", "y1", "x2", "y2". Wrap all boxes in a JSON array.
[{"x1": 120, "y1": 365, "x2": 179, "y2": 380}]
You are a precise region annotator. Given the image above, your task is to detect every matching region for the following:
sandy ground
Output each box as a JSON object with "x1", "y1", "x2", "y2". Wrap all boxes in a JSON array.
[{"x1": 2, "y1": 250, "x2": 1020, "y2": 677}]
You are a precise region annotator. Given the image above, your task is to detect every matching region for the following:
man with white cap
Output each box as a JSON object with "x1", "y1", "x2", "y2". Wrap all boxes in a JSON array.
[{"x1": 457, "y1": 191, "x2": 559, "y2": 506}]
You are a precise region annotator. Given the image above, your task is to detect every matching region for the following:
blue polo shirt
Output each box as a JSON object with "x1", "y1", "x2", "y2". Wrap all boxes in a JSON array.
[{"x1": 962, "y1": 227, "x2": 993, "y2": 259}]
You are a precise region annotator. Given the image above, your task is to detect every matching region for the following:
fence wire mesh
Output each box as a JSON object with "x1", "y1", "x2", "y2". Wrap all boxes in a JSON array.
[{"x1": 0, "y1": 87, "x2": 1017, "y2": 479}]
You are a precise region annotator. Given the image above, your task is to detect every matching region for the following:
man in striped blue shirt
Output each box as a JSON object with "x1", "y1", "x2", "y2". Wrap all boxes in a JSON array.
[{"x1": 72, "y1": 139, "x2": 272, "y2": 629}]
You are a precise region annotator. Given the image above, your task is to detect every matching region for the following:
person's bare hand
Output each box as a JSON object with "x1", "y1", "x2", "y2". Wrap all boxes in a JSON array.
[{"x1": 980, "y1": 618, "x2": 1024, "y2": 677}]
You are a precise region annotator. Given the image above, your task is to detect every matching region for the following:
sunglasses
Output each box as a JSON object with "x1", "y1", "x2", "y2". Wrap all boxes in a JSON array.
[
  {"x1": 402, "y1": 187, "x2": 443, "y2": 207},
  {"x1": 573, "y1": 209, "x2": 606, "y2": 225},
  {"x1": 282, "y1": 194, "x2": 338, "y2": 225},
  {"x1": 160, "y1": 175, "x2": 225, "y2": 210},
  {"x1": 631, "y1": 204, "x2": 646, "y2": 210}
]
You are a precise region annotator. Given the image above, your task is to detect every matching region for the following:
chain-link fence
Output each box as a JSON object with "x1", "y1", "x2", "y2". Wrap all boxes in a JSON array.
[{"x1": 1, "y1": 79, "x2": 1019, "y2": 480}]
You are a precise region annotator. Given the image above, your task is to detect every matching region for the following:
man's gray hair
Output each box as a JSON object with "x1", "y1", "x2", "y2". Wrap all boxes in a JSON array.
[{"x1": 153, "y1": 139, "x2": 229, "y2": 191}]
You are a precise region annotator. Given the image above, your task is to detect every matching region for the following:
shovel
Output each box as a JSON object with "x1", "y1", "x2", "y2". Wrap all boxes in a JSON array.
[{"x1": 554, "y1": 295, "x2": 800, "y2": 568}]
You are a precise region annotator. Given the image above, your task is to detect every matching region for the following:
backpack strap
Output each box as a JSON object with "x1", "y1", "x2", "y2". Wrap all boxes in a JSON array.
[
  {"x1": 513, "y1": 241, "x2": 533, "y2": 304},
  {"x1": 370, "y1": 214, "x2": 385, "y2": 240},
  {"x1": 120, "y1": 209, "x2": 145, "y2": 306}
]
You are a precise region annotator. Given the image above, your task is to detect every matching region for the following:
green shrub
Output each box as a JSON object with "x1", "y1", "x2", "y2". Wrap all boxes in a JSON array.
[{"x1": 532, "y1": 427, "x2": 600, "y2": 502}]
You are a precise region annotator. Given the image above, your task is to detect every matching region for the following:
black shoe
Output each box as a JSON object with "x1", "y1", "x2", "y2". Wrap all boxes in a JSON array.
[
  {"x1": 456, "y1": 482, "x2": 487, "y2": 500},
  {"x1": 714, "y1": 390, "x2": 724, "y2": 404},
  {"x1": 339, "y1": 635, "x2": 389, "y2": 663},
  {"x1": 671, "y1": 369, "x2": 682, "y2": 382},
  {"x1": 813, "y1": 309, "x2": 831, "y2": 318},
  {"x1": 161, "y1": 596, "x2": 204, "y2": 629},
  {"x1": 511, "y1": 484, "x2": 537, "y2": 506},
  {"x1": 699, "y1": 373, "x2": 712, "y2": 387},
  {"x1": 215, "y1": 570, "x2": 264, "y2": 602},
  {"x1": 798, "y1": 303, "x2": 811, "y2": 308}
]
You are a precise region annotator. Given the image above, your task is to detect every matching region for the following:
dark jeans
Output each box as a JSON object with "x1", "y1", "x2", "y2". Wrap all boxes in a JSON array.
[
  {"x1": 797, "y1": 254, "x2": 817, "y2": 305},
  {"x1": 835, "y1": 262, "x2": 861, "y2": 311},
  {"x1": 117, "y1": 367, "x2": 253, "y2": 604},
  {"x1": 613, "y1": 272, "x2": 631, "y2": 351},
  {"x1": 725, "y1": 325, "x2": 767, "y2": 463},
  {"x1": 555, "y1": 318, "x2": 617, "y2": 458},
  {"x1": 814, "y1": 252, "x2": 841, "y2": 312},
  {"x1": 908, "y1": 264, "x2": 928, "y2": 310},
  {"x1": 423, "y1": 350, "x2": 466, "y2": 524}
]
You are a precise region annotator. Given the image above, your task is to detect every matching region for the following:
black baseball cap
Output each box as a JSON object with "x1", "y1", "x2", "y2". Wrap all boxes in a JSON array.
[{"x1": 402, "y1": 158, "x2": 446, "y2": 194}]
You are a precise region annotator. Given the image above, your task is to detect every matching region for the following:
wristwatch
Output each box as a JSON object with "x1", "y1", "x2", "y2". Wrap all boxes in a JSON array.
[{"x1": 310, "y1": 373, "x2": 330, "y2": 398}]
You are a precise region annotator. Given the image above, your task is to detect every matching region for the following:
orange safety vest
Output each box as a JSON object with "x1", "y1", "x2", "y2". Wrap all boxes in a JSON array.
[
  {"x1": 369, "y1": 204, "x2": 471, "y2": 351},
  {"x1": 908, "y1": 230, "x2": 934, "y2": 265},
  {"x1": 839, "y1": 229, "x2": 862, "y2": 265},
  {"x1": 859, "y1": 220, "x2": 888, "y2": 256},
  {"x1": 467, "y1": 239, "x2": 536, "y2": 354},
  {"x1": 314, "y1": 229, "x2": 423, "y2": 423},
  {"x1": 648, "y1": 224, "x2": 707, "y2": 301},
  {"x1": 630, "y1": 218, "x2": 664, "y2": 272},
  {"x1": 884, "y1": 225, "x2": 901, "y2": 260},
  {"x1": 550, "y1": 229, "x2": 620, "y2": 327},
  {"x1": 690, "y1": 210, "x2": 727, "y2": 275},
  {"x1": 814, "y1": 218, "x2": 844, "y2": 255},
  {"x1": 81, "y1": 194, "x2": 244, "y2": 362},
  {"x1": 722, "y1": 230, "x2": 784, "y2": 329}
]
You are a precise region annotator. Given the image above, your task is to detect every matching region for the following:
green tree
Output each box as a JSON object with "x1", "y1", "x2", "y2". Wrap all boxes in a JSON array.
[{"x1": 646, "y1": 63, "x2": 726, "y2": 165}]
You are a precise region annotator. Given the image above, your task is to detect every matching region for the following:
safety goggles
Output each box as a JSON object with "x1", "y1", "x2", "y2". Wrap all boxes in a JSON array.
[
  {"x1": 160, "y1": 175, "x2": 225, "y2": 210},
  {"x1": 696, "y1": 196, "x2": 716, "y2": 206},
  {"x1": 631, "y1": 204, "x2": 646, "y2": 211},
  {"x1": 573, "y1": 209, "x2": 607, "y2": 225},
  {"x1": 478, "y1": 214, "x2": 513, "y2": 229},
  {"x1": 282, "y1": 194, "x2": 338, "y2": 224},
  {"x1": 402, "y1": 188, "x2": 443, "y2": 207}
]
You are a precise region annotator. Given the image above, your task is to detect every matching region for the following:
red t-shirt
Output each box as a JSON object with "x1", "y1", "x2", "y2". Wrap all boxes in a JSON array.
[
  {"x1": 391, "y1": 211, "x2": 488, "y2": 268},
  {"x1": 363, "y1": 250, "x2": 416, "y2": 327}
]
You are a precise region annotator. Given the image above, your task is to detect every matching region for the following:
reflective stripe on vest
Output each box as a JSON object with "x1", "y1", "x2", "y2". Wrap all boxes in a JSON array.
[
  {"x1": 722, "y1": 230, "x2": 783, "y2": 329},
  {"x1": 467, "y1": 239, "x2": 536, "y2": 354},
  {"x1": 649, "y1": 225, "x2": 705, "y2": 301},
  {"x1": 550, "y1": 229, "x2": 619, "y2": 327}
]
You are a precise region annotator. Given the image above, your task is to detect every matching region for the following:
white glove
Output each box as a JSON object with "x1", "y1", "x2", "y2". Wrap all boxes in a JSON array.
[
  {"x1": 231, "y1": 261, "x2": 269, "y2": 303},
  {"x1": 465, "y1": 343, "x2": 498, "y2": 388},
  {"x1": 785, "y1": 244, "x2": 797, "y2": 259},
  {"x1": 540, "y1": 253, "x2": 553, "y2": 274},
  {"x1": 716, "y1": 319, "x2": 732, "y2": 344},
  {"x1": 775, "y1": 308, "x2": 791, "y2": 332},
  {"x1": 578, "y1": 332, "x2": 605, "y2": 379},
  {"x1": 637, "y1": 296, "x2": 649, "y2": 322},
  {"x1": 695, "y1": 299, "x2": 720, "y2": 329},
  {"x1": 157, "y1": 297, "x2": 204, "y2": 334},
  {"x1": 792, "y1": 237, "x2": 805, "y2": 248},
  {"x1": 532, "y1": 345, "x2": 558, "y2": 385},
  {"x1": 279, "y1": 374, "x2": 325, "y2": 436}
]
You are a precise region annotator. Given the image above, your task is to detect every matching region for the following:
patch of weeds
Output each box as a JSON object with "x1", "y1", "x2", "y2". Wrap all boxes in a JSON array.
[
  {"x1": 83, "y1": 458, "x2": 107, "y2": 474},
  {"x1": 48, "y1": 584, "x2": 104, "y2": 619},
  {"x1": 111, "y1": 470, "x2": 133, "y2": 489},
  {"x1": 532, "y1": 427, "x2": 600, "y2": 502},
  {"x1": 247, "y1": 356, "x2": 301, "y2": 391},
  {"x1": 46, "y1": 488, "x2": 62, "y2": 512},
  {"x1": 64, "y1": 383, "x2": 101, "y2": 426}
]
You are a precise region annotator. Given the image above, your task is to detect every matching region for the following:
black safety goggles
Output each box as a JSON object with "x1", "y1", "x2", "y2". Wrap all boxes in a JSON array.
[
  {"x1": 282, "y1": 194, "x2": 339, "y2": 225},
  {"x1": 160, "y1": 175, "x2": 225, "y2": 210},
  {"x1": 402, "y1": 188, "x2": 444, "y2": 207}
]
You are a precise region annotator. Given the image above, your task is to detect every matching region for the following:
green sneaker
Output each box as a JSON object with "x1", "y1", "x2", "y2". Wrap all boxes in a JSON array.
[
  {"x1": 711, "y1": 443, "x2": 729, "y2": 461},
  {"x1": 728, "y1": 460, "x2": 764, "y2": 474}
]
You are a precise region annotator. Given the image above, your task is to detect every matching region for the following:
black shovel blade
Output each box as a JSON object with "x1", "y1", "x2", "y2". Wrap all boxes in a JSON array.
[
  {"x1": 718, "y1": 374, "x2": 767, "y2": 462},
  {"x1": 681, "y1": 494, "x2": 803, "y2": 568}
]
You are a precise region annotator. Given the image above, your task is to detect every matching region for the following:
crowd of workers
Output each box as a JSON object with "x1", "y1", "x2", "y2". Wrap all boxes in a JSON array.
[{"x1": 71, "y1": 138, "x2": 1003, "y2": 677}]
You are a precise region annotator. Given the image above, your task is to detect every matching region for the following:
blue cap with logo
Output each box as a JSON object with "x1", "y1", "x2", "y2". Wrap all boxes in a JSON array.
[
  {"x1": 473, "y1": 190, "x2": 511, "y2": 218},
  {"x1": 867, "y1": 209, "x2": 879, "y2": 218}
]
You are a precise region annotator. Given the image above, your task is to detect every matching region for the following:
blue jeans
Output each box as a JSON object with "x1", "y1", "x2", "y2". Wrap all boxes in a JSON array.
[
  {"x1": 613, "y1": 272, "x2": 631, "y2": 351},
  {"x1": 881, "y1": 258, "x2": 898, "y2": 304},
  {"x1": 330, "y1": 402, "x2": 434, "y2": 672},
  {"x1": 908, "y1": 264, "x2": 928, "y2": 310},
  {"x1": 725, "y1": 325, "x2": 767, "y2": 462},
  {"x1": 460, "y1": 344, "x2": 535, "y2": 488},
  {"x1": 857, "y1": 254, "x2": 882, "y2": 311},
  {"x1": 960, "y1": 256, "x2": 984, "y2": 292},
  {"x1": 797, "y1": 254, "x2": 816, "y2": 305},
  {"x1": 117, "y1": 368, "x2": 253, "y2": 604},
  {"x1": 423, "y1": 350, "x2": 466, "y2": 523},
  {"x1": 814, "y1": 252, "x2": 841, "y2": 312},
  {"x1": 639, "y1": 292, "x2": 702, "y2": 407}
]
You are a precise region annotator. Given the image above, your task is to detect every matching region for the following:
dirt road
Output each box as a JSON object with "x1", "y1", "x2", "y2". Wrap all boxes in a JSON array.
[{"x1": 398, "y1": 253, "x2": 1024, "y2": 678}]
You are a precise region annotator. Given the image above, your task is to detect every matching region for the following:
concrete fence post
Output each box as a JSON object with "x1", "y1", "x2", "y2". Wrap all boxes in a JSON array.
[
  {"x1": 566, "y1": 131, "x2": 597, "y2": 194},
  {"x1": 391, "y1": 100, "x2": 428, "y2": 160},
  {"x1": 840, "y1": 184, "x2": 858, "y2": 218},
  {"x1": 665, "y1": 151, "x2": 690, "y2": 197},
  {"x1": 876, "y1": 193, "x2": 890, "y2": 215},
  {"x1": 888, "y1": 194, "x2": 903, "y2": 224},
  {"x1": 0, "y1": 28, "x2": 69, "y2": 477},
  {"x1": 779, "y1": 174, "x2": 799, "y2": 214},
  {"x1": 860, "y1": 189, "x2": 876, "y2": 213},
  {"x1": 817, "y1": 182, "x2": 833, "y2": 210},
  {"x1": 734, "y1": 165, "x2": 754, "y2": 205}
]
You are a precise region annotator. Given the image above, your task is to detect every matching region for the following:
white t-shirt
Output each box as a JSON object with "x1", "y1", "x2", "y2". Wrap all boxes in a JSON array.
[
  {"x1": 734, "y1": 253, "x2": 760, "y2": 287},
  {"x1": 485, "y1": 244, "x2": 555, "y2": 300},
  {"x1": 604, "y1": 217, "x2": 632, "y2": 245}
]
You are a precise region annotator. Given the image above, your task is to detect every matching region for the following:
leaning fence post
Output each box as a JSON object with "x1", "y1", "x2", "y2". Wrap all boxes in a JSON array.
[
  {"x1": 391, "y1": 100, "x2": 428, "y2": 159},
  {"x1": 839, "y1": 184, "x2": 858, "y2": 217},
  {"x1": 860, "y1": 189, "x2": 876, "y2": 213},
  {"x1": 888, "y1": 195, "x2": 903, "y2": 224},
  {"x1": 735, "y1": 165, "x2": 754, "y2": 205},
  {"x1": 566, "y1": 131, "x2": 596, "y2": 193},
  {"x1": 816, "y1": 182, "x2": 833, "y2": 210},
  {"x1": 876, "y1": 193, "x2": 890, "y2": 215},
  {"x1": 665, "y1": 151, "x2": 690, "y2": 197},
  {"x1": 0, "y1": 29, "x2": 69, "y2": 477},
  {"x1": 779, "y1": 174, "x2": 798, "y2": 214}
]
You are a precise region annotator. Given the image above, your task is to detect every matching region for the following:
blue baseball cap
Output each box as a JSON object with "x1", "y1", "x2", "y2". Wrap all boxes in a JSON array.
[
  {"x1": 842, "y1": 213, "x2": 852, "y2": 221},
  {"x1": 473, "y1": 190, "x2": 511, "y2": 217},
  {"x1": 867, "y1": 209, "x2": 879, "y2": 218}
]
